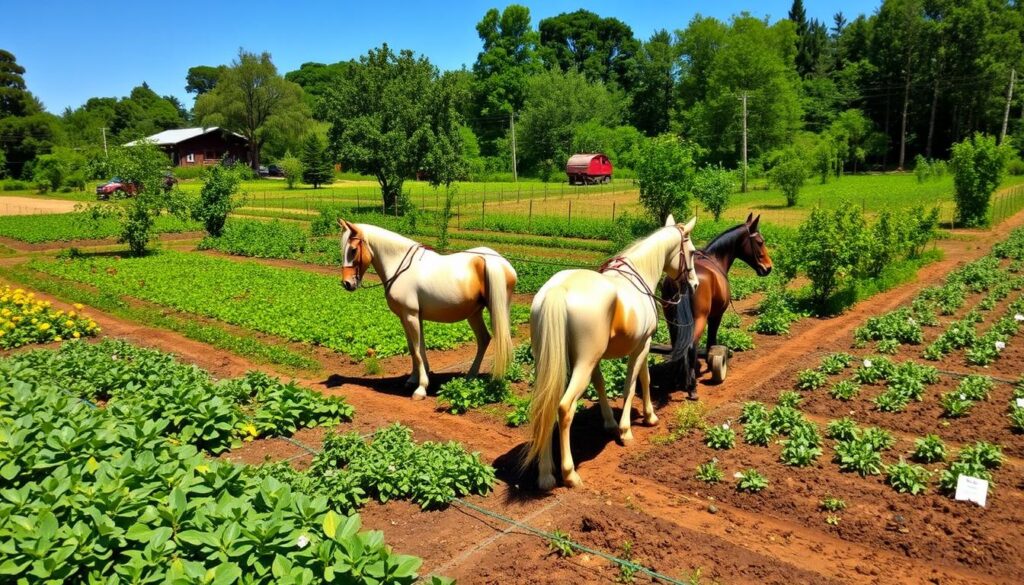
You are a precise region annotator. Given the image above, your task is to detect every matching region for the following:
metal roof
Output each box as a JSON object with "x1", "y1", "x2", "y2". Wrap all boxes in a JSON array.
[
  {"x1": 124, "y1": 127, "x2": 246, "y2": 146},
  {"x1": 566, "y1": 153, "x2": 605, "y2": 166}
]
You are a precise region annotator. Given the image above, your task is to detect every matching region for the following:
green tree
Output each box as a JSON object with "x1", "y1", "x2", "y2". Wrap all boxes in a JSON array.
[
  {"x1": 193, "y1": 166, "x2": 243, "y2": 237},
  {"x1": 693, "y1": 165, "x2": 734, "y2": 221},
  {"x1": 0, "y1": 50, "x2": 60, "y2": 179},
  {"x1": 31, "y1": 147, "x2": 88, "y2": 193},
  {"x1": 185, "y1": 65, "x2": 227, "y2": 95},
  {"x1": 628, "y1": 30, "x2": 678, "y2": 136},
  {"x1": 635, "y1": 134, "x2": 698, "y2": 224},
  {"x1": 537, "y1": 10, "x2": 639, "y2": 88},
  {"x1": 279, "y1": 150, "x2": 303, "y2": 189},
  {"x1": 794, "y1": 205, "x2": 865, "y2": 309},
  {"x1": 319, "y1": 44, "x2": 464, "y2": 213},
  {"x1": 517, "y1": 68, "x2": 625, "y2": 179},
  {"x1": 950, "y1": 133, "x2": 1011, "y2": 227},
  {"x1": 769, "y1": 148, "x2": 808, "y2": 206},
  {"x1": 300, "y1": 134, "x2": 333, "y2": 189},
  {"x1": 103, "y1": 143, "x2": 181, "y2": 256},
  {"x1": 194, "y1": 49, "x2": 310, "y2": 169},
  {"x1": 677, "y1": 15, "x2": 803, "y2": 164},
  {"x1": 472, "y1": 5, "x2": 541, "y2": 150}
]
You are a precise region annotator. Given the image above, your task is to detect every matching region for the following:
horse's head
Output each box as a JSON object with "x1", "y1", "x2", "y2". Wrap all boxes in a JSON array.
[
  {"x1": 339, "y1": 219, "x2": 373, "y2": 291},
  {"x1": 741, "y1": 213, "x2": 773, "y2": 276},
  {"x1": 665, "y1": 214, "x2": 699, "y2": 291}
]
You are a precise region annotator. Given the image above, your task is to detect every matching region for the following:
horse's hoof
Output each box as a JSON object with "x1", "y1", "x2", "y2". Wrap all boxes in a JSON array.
[
  {"x1": 404, "y1": 377, "x2": 418, "y2": 389},
  {"x1": 537, "y1": 474, "x2": 557, "y2": 491},
  {"x1": 643, "y1": 413, "x2": 659, "y2": 427},
  {"x1": 686, "y1": 392, "x2": 699, "y2": 401},
  {"x1": 563, "y1": 471, "x2": 583, "y2": 488},
  {"x1": 619, "y1": 429, "x2": 634, "y2": 445},
  {"x1": 411, "y1": 387, "x2": 427, "y2": 400}
]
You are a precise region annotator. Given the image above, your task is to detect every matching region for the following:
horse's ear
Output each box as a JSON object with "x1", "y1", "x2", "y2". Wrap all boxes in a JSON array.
[
  {"x1": 750, "y1": 214, "x2": 761, "y2": 232},
  {"x1": 746, "y1": 212, "x2": 753, "y2": 224},
  {"x1": 664, "y1": 213, "x2": 676, "y2": 227},
  {"x1": 683, "y1": 216, "x2": 696, "y2": 233}
]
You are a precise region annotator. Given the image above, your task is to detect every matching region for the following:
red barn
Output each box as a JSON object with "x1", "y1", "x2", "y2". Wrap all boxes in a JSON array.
[{"x1": 566, "y1": 153, "x2": 613, "y2": 185}]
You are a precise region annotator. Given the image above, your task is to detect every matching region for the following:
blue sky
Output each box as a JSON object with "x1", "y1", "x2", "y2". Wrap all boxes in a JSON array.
[{"x1": 7, "y1": 0, "x2": 880, "y2": 114}]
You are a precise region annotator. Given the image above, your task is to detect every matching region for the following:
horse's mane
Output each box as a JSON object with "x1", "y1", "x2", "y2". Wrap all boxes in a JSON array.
[
  {"x1": 618, "y1": 226, "x2": 679, "y2": 284},
  {"x1": 355, "y1": 223, "x2": 418, "y2": 259},
  {"x1": 703, "y1": 223, "x2": 748, "y2": 254}
]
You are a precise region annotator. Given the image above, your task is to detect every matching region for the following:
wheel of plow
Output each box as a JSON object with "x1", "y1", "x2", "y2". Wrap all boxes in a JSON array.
[{"x1": 708, "y1": 345, "x2": 728, "y2": 383}]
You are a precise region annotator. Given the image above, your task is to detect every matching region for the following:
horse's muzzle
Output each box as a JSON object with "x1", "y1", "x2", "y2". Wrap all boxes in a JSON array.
[
  {"x1": 756, "y1": 265, "x2": 773, "y2": 277},
  {"x1": 342, "y1": 279, "x2": 357, "y2": 291}
]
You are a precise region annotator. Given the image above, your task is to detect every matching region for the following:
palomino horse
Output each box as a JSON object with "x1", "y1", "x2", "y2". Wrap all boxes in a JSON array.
[
  {"x1": 523, "y1": 216, "x2": 699, "y2": 490},
  {"x1": 661, "y1": 213, "x2": 773, "y2": 399},
  {"x1": 338, "y1": 220, "x2": 517, "y2": 399}
]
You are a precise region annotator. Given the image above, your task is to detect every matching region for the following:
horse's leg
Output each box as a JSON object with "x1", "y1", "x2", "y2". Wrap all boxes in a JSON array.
[
  {"x1": 617, "y1": 347, "x2": 647, "y2": 445},
  {"x1": 706, "y1": 313, "x2": 722, "y2": 352},
  {"x1": 558, "y1": 362, "x2": 595, "y2": 487},
  {"x1": 418, "y1": 315, "x2": 431, "y2": 379},
  {"x1": 638, "y1": 341, "x2": 658, "y2": 426},
  {"x1": 466, "y1": 309, "x2": 490, "y2": 378},
  {"x1": 399, "y1": 312, "x2": 429, "y2": 399},
  {"x1": 591, "y1": 364, "x2": 617, "y2": 434}
]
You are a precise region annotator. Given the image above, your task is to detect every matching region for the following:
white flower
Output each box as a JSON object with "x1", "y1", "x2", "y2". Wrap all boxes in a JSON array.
[
  {"x1": 733, "y1": 471, "x2": 743, "y2": 479},
  {"x1": 1015, "y1": 314, "x2": 1024, "y2": 322},
  {"x1": 296, "y1": 535, "x2": 310, "y2": 548},
  {"x1": 995, "y1": 341, "x2": 1006, "y2": 351},
  {"x1": 863, "y1": 359, "x2": 873, "y2": 368},
  {"x1": 908, "y1": 317, "x2": 916, "y2": 325},
  {"x1": 960, "y1": 394, "x2": 967, "y2": 400},
  {"x1": 722, "y1": 423, "x2": 730, "y2": 430}
]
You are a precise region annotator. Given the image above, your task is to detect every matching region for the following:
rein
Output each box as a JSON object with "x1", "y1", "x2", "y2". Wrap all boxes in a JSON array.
[
  {"x1": 349, "y1": 238, "x2": 428, "y2": 292},
  {"x1": 599, "y1": 226, "x2": 695, "y2": 310}
]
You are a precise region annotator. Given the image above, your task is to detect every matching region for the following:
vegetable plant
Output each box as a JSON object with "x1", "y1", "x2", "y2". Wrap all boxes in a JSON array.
[
  {"x1": 829, "y1": 379, "x2": 860, "y2": 401},
  {"x1": 912, "y1": 434, "x2": 947, "y2": 463},
  {"x1": 818, "y1": 352, "x2": 854, "y2": 375},
  {"x1": 885, "y1": 459, "x2": 931, "y2": 494},
  {"x1": 940, "y1": 392, "x2": 974, "y2": 418},
  {"x1": 695, "y1": 460, "x2": 724, "y2": 483},
  {"x1": 820, "y1": 496, "x2": 846, "y2": 512},
  {"x1": 704, "y1": 424, "x2": 736, "y2": 450},
  {"x1": 796, "y1": 369, "x2": 827, "y2": 390},
  {"x1": 735, "y1": 469, "x2": 769, "y2": 493},
  {"x1": 438, "y1": 376, "x2": 511, "y2": 414},
  {"x1": 826, "y1": 417, "x2": 858, "y2": 441},
  {"x1": 740, "y1": 401, "x2": 769, "y2": 423},
  {"x1": 743, "y1": 419, "x2": 775, "y2": 446},
  {"x1": 777, "y1": 390, "x2": 803, "y2": 408}
]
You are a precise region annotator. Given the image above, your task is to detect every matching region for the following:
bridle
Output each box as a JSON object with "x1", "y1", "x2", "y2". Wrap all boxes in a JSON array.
[{"x1": 343, "y1": 233, "x2": 427, "y2": 292}]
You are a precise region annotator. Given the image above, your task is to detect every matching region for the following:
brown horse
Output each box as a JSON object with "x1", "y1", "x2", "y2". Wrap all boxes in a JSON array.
[{"x1": 661, "y1": 213, "x2": 773, "y2": 399}]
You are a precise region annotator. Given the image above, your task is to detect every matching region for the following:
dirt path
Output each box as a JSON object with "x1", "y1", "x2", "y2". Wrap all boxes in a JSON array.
[
  {"x1": 5, "y1": 204, "x2": 1024, "y2": 583},
  {"x1": 0, "y1": 196, "x2": 79, "y2": 216}
]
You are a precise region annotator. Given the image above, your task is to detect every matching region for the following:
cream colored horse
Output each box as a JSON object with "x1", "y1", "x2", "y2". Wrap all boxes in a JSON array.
[
  {"x1": 339, "y1": 220, "x2": 517, "y2": 399},
  {"x1": 523, "y1": 216, "x2": 698, "y2": 490}
]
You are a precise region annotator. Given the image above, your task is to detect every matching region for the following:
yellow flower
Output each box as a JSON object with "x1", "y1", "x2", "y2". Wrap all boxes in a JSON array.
[
  {"x1": 72, "y1": 331, "x2": 81, "y2": 339},
  {"x1": 65, "y1": 320, "x2": 75, "y2": 328},
  {"x1": 243, "y1": 423, "x2": 258, "y2": 438},
  {"x1": 38, "y1": 323, "x2": 51, "y2": 331},
  {"x1": 73, "y1": 303, "x2": 84, "y2": 310},
  {"x1": 53, "y1": 336, "x2": 62, "y2": 342}
]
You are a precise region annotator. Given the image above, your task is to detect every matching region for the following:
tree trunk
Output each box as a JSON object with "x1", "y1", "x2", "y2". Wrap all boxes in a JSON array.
[
  {"x1": 926, "y1": 74, "x2": 940, "y2": 159},
  {"x1": 898, "y1": 71, "x2": 911, "y2": 171},
  {"x1": 379, "y1": 176, "x2": 404, "y2": 215}
]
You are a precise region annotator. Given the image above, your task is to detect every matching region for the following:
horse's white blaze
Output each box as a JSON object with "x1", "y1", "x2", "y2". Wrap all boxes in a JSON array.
[
  {"x1": 524, "y1": 220, "x2": 696, "y2": 490},
  {"x1": 338, "y1": 223, "x2": 516, "y2": 397}
]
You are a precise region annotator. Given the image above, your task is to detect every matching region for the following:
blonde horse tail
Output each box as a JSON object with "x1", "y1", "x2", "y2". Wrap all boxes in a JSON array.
[
  {"x1": 484, "y1": 258, "x2": 513, "y2": 380},
  {"x1": 522, "y1": 286, "x2": 568, "y2": 472}
]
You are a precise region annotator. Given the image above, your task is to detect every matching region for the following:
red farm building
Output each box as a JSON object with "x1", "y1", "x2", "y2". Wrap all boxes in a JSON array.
[
  {"x1": 566, "y1": 153, "x2": 613, "y2": 185},
  {"x1": 125, "y1": 127, "x2": 249, "y2": 167}
]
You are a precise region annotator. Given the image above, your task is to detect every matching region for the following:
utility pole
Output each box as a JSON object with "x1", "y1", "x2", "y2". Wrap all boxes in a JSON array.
[
  {"x1": 739, "y1": 92, "x2": 748, "y2": 193},
  {"x1": 101, "y1": 127, "x2": 108, "y2": 156},
  {"x1": 1001, "y1": 68, "x2": 1016, "y2": 145},
  {"x1": 510, "y1": 112, "x2": 518, "y2": 183}
]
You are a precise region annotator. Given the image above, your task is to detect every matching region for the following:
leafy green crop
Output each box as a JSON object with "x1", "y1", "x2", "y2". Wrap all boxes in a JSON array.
[
  {"x1": 695, "y1": 460, "x2": 724, "y2": 483},
  {"x1": 825, "y1": 417, "x2": 858, "y2": 441},
  {"x1": 437, "y1": 376, "x2": 511, "y2": 414},
  {"x1": 704, "y1": 424, "x2": 736, "y2": 450},
  {"x1": 885, "y1": 459, "x2": 930, "y2": 495},
  {"x1": 796, "y1": 369, "x2": 827, "y2": 390},
  {"x1": 0, "y1": 377, "x2": 427, "y2": 584},
  {"x1": 829, "y1": 379, "x2": 860, "y2": 401},
  {"x1": 912, "y1": 434, "x2": 947, "y2": 463},
  {"x1": 735, "y1": 469, "x2": 769, "y2": 492},
  {"x1": 0, "y1": 211, "x2": 200, "y2": 243},
  {"x1": 818, "y1": 352, "x2": 853, "y2": 375},
  {"x1": 2, "y1": 340, "x2": 351, "y2": 453},
  {"x1": 780, "y1": 422, "x2": 822, "y2": 466},
  {"x1": 32, "y1": 251, "x2": 527, "y2": 359}
]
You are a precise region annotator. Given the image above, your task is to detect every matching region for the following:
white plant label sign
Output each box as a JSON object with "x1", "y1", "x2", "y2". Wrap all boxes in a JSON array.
[
  {"x1": 954, "y1": 475, "x2": 988, "y2": 507},
  {"x1": 1016, "y1": 398, "x2": 1024, "y2": 409}
]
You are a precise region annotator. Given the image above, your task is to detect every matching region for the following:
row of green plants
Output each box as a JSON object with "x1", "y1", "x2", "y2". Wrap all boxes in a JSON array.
[
  {"x1": 0, "y1": 211, "x2": 201, "y2": 243},
  {"x1": 31, "y1": 250, "x2": 528, "y2": 359},
  {"x1": 2, "y1": 339, "x2": 351, "y2": 454},
  {"x1": 257, "y1": 424, "x2": 496, "y2": 514},
  {"x1": 0, "y1": 370, "x2": 439, "y2": 584}
]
